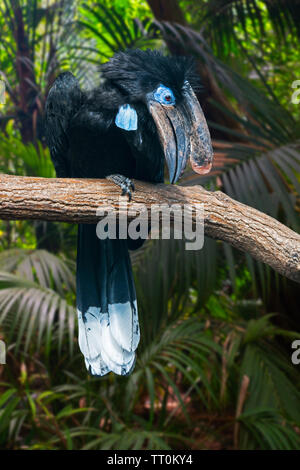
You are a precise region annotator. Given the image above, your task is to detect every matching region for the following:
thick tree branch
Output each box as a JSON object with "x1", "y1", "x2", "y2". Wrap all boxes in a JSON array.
[{"x1": 0, "y1": 174, "x2": 299, "y2": 282}]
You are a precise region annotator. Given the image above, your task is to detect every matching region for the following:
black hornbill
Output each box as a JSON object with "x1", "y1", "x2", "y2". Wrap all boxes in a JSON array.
[{"x1": 45, "y1": 49, "x2": 213, "y2": 377}]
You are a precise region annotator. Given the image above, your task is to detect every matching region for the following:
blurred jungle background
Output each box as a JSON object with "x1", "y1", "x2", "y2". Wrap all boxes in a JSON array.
[{"x1": 0, "y1": 0, "x2": 300, "y2": 450}]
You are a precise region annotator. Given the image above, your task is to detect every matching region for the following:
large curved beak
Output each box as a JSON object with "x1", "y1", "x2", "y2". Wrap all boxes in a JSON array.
[{"x1": 147, "y1": 81, "x2": 213, "y2": 184}]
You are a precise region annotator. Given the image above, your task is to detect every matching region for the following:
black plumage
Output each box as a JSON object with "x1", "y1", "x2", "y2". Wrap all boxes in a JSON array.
[{"x1": 45, "y1": 49, "x2": 213, "y2": 376}]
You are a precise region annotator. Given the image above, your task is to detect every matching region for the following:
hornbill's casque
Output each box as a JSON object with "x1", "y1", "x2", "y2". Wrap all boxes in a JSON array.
[{"x1": 45, "y1": 49, "x2": 213, "y2": 377}]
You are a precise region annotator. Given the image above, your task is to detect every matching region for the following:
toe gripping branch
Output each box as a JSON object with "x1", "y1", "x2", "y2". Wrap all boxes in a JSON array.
[{"x1": 106, "y1": 174, "x2": 135, "y2": 201}]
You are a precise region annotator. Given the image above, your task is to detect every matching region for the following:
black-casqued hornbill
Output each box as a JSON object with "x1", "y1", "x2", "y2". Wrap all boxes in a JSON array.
[{"x1": 45, "y1": 49, "x2": 213, "y2": 377}]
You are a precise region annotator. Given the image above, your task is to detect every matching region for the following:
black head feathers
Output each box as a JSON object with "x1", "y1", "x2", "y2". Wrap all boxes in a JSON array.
[{"x1": 101, "y1": 49, "x2": 200, "y2": 103}]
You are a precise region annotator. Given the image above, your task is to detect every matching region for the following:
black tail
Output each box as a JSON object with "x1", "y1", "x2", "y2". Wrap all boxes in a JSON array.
[{"x1": 76, "y1": 224, "x2": 140, "y2": 376}]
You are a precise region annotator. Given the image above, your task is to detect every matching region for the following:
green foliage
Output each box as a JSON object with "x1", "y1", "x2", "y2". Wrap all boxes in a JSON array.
[
  {"x1": 0, "y1": 249, "x2": 76, "y2": 355},
  {"x1": 0, "y1": 130, "x2": 55, "y2": 178},
  {"x1": 0, "y1": 242, "x2": 299, "y2": 449},
  {"x1": 76, "y1": 2, "x2": 161, "y2": 65}
]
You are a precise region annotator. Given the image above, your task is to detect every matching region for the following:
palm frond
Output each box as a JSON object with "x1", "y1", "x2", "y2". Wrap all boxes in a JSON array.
[
  {"x1": 0, "y1": 248, "x2": 75, "y2": 294},
  {"x1": 238, "y1": 408, "x2": 300, "y2": 450},
  {"x1": 76, "y1": 2, "x2": 161, "y2": 65},
  {"x1": 201, "y1": 0, "x2": 300, "y2": 53},
  {"x1": 220, "y1": 315, "x2": 300, "y2": 448},
  {"x1": 64, "y1": 426, "x2": 186, "y2": 450},
  {"x1": 0, "y1": 128, "x2": 55, "y2": 178},
  {"x1": 0, "y1": 249, "x2": 76, "y2": 355},
  {"x1": 132, "y1": 317, "x2": 220, "y2": 416}
]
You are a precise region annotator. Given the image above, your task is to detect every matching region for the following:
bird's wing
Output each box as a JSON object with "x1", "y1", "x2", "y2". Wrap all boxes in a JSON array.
[{"x1": 45, "y1": 72, "x2": 82, "y2": 177}]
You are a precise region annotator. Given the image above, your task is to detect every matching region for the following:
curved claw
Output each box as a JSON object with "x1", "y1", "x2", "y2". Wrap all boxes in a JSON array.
[
  {"x1": 121, "y1": 185, "x2": 132, "y2": 202},
  {"x1": 106, "y1": 174, "x2": 135, "y2": 202}
]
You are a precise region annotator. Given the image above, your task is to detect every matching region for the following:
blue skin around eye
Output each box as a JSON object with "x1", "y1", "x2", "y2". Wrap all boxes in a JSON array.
[
  {"x1": 153, "y1": 84, "x2": 176, "y2": 106},
  {"x1": 115, "y1": 104, "x2": 138, "y2": 131}
]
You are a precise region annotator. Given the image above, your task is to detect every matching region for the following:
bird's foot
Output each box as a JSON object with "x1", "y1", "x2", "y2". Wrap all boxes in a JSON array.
[{"x1": 106, "y1": 174, "x2": 135, "y2": 201}]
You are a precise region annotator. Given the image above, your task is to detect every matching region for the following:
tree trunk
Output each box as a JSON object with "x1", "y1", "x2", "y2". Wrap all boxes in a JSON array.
[{"x1": 12, "y1": 3, "x2": 37, "y2": 143}]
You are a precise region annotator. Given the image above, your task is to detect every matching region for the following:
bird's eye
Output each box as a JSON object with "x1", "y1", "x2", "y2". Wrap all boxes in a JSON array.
[{"x1": 153, "y1": 84, "x2": 175, "y2": 106}]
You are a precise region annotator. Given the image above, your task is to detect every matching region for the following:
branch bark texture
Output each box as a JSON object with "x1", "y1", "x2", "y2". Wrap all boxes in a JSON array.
[{"x1": 0, "y1": 174, "x2": 299, "y2": 283}]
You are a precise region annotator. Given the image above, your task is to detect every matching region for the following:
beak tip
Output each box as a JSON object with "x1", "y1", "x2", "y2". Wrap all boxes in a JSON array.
[{"x1": 191, "y1": 160, "x2": 213, "y2": 175}]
